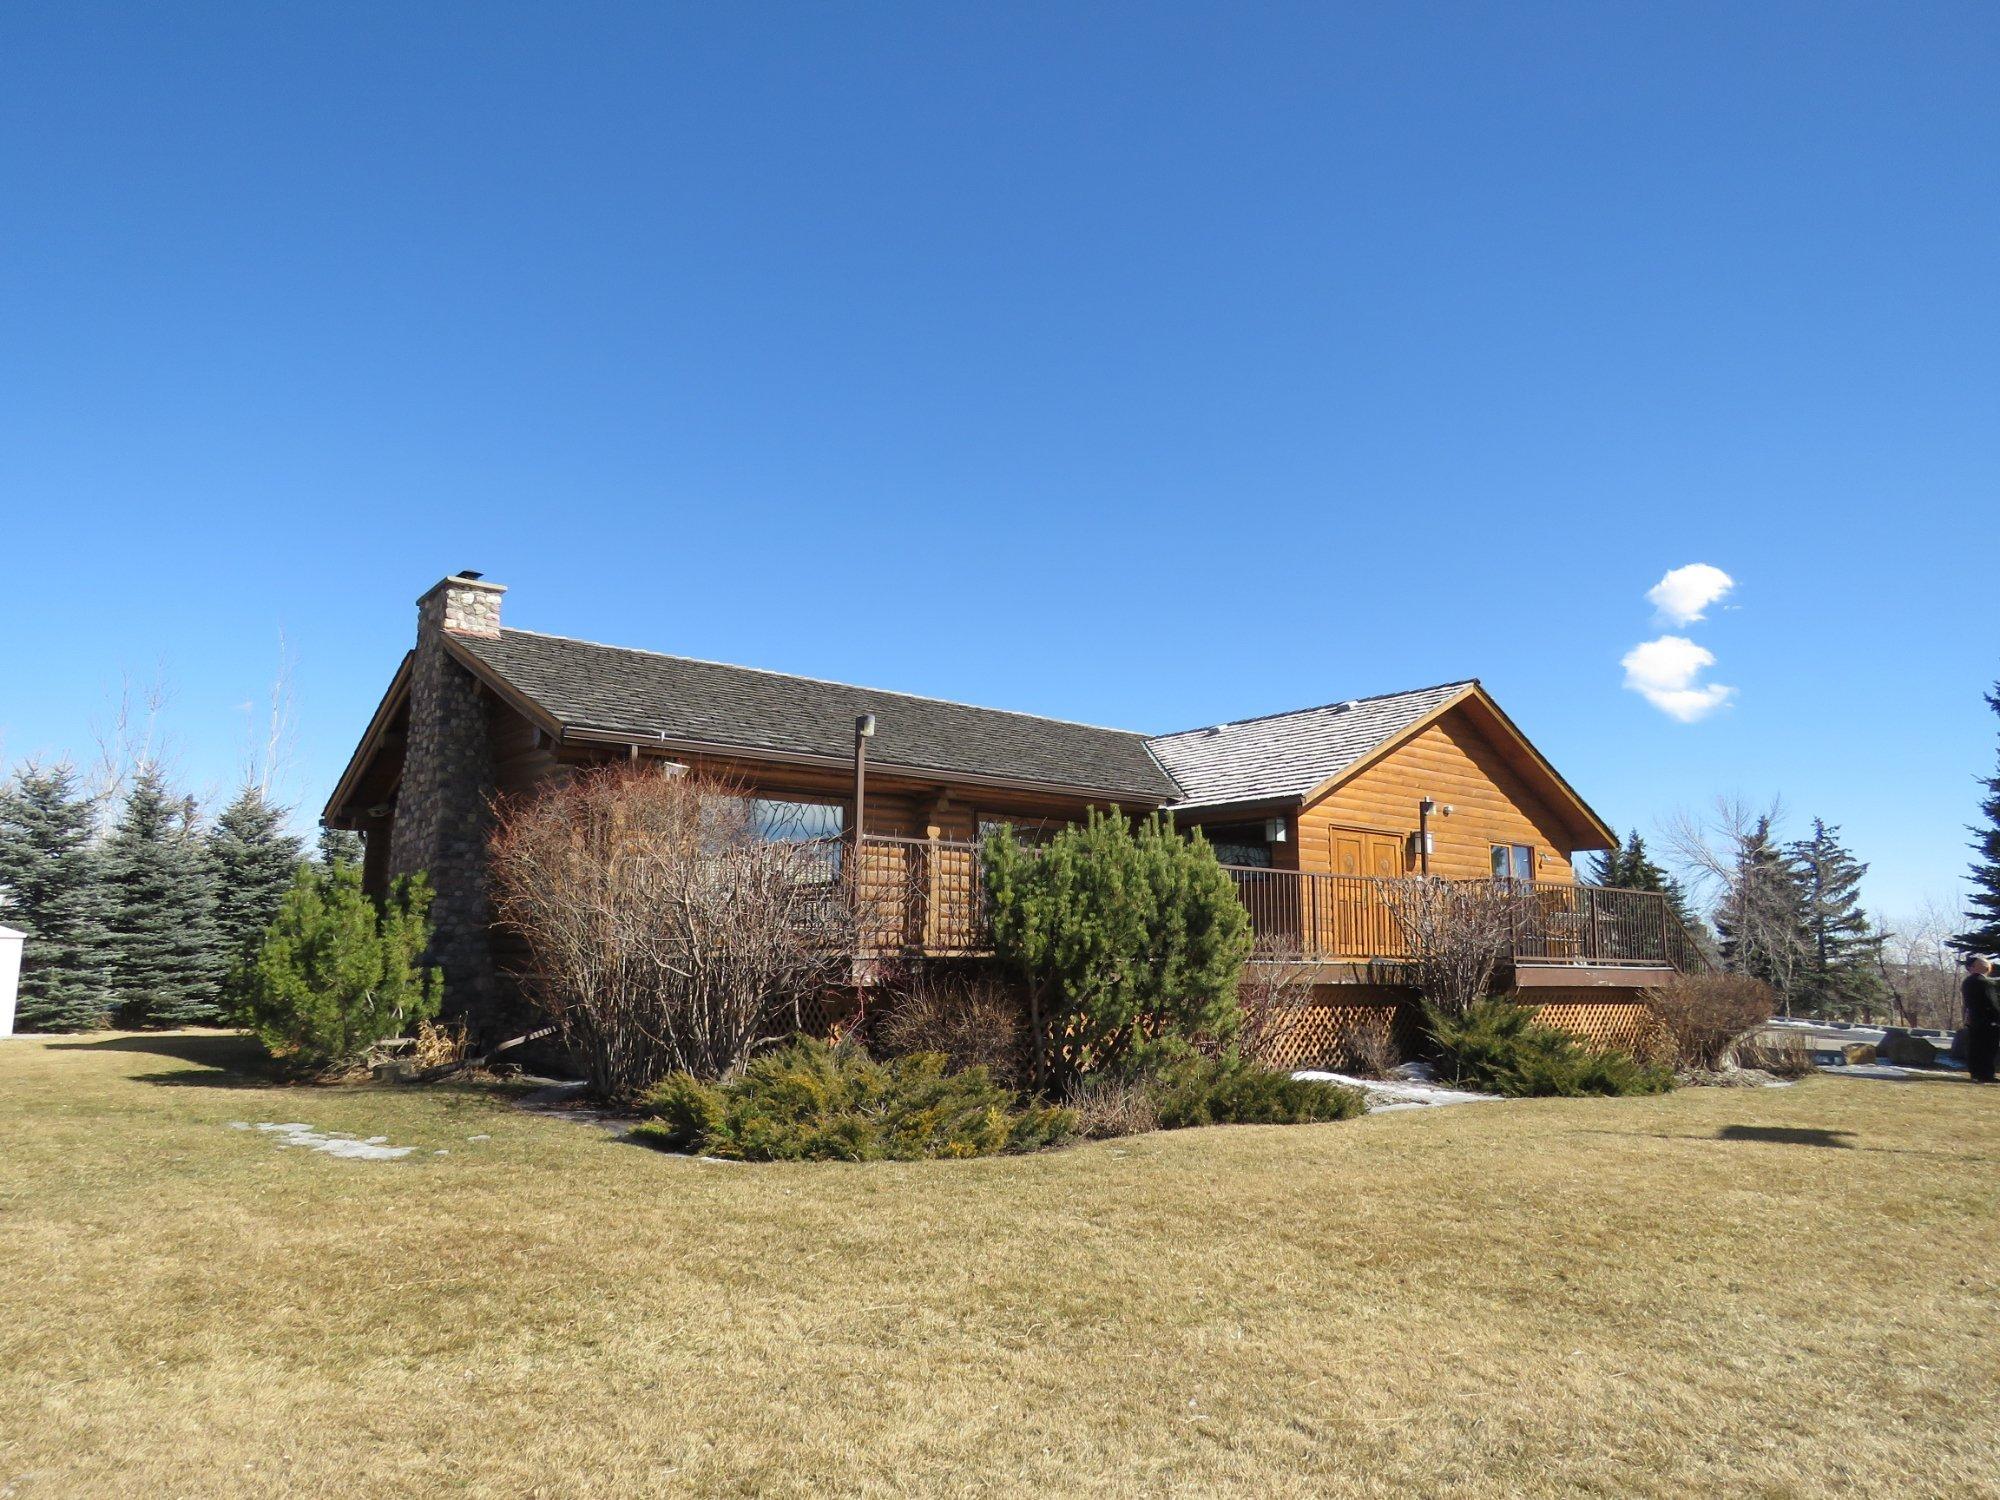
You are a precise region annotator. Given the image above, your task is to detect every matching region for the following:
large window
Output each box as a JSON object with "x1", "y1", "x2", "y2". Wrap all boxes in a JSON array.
[
  {"x1": 1202, "y1": 823, "x2": 1273, "y2": 869},
  {"x1": 751, "y1": 798, "x2": 845, "y2": 843},
  {"x1": 1490, "y1": 843, "x2": 1535, "y2": 882}
]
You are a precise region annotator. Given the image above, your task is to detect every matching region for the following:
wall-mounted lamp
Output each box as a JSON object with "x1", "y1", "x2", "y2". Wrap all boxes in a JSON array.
[{"x1": 1263, "y1": 817, "x2": 1288, "y2": 843}]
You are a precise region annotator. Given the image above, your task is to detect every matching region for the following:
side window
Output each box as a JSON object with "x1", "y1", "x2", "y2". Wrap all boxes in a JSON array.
[
  {"x1": 978, "y1": 816, "x2": 1059, "y2": 847},
  {"x1": 1491, "y1": 843, "x2": 1534, "y2": 881},
  {"x1": 751, "y1": 798, "x2": 844, "y2": 843}
]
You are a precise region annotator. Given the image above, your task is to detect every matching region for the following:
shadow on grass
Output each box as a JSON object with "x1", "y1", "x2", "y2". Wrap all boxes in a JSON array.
[
  {"x1": 48, "y1": 1031, "x2": 283, "y2": 1088},
  {"x1": 1715, "y1": 1124, "x2": 1854, "y2": 1149}
]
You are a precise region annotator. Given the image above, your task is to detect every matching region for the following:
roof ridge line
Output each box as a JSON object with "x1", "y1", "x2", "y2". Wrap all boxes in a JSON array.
[
  {"x1": 1146, "y1": 678, "x2": 1478, "y2": 742},
  {"x1": 492, "y1": 626, "x2": 1158, "y2": 739}
]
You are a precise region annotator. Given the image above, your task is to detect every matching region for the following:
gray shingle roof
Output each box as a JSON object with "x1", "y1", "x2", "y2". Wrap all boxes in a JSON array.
[
  {"x1": 454, "y1": 629, "x2": 1183, "y2": 802},
  {"x1": 1145, "y1": 681, "x2": 1474, "y2": 809}
]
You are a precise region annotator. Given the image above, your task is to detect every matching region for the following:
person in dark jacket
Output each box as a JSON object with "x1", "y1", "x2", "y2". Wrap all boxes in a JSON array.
[{"x1": 1963, "y1": 955, "x2": 2000, "y2": 1084}]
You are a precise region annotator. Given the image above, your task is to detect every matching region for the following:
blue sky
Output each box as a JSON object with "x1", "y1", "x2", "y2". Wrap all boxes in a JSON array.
[{"x1": 1, "y1": 2, "x2": 1994, "y2": 916}]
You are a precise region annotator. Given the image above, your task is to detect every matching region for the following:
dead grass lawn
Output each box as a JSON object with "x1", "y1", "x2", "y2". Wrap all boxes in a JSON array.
[{"x1": 1, "y1": 1032, "x2": 1996, "y2": 1498}]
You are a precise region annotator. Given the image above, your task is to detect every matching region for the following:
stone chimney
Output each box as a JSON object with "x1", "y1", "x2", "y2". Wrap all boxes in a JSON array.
[
  {"x1": 416, "y1": 571, "x2": 506, "y2": 639},
  {"x1": 388, "y1": 572, "x2": 508, "y2": 1038}
]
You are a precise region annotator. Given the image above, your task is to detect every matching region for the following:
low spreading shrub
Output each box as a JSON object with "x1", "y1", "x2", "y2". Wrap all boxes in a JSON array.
[
  {"x1": 631, "y1": 1036, "x2": 1077, "y2": 1162},
  {"x1": 1647, "y1": 972, "x2": 1776, "y2": 1071},
  {"x1": 1140, "y1": 1052, "x2": 1364, "y2": 1128},
  {"x1": 241, "y1": 864, "x2": 443, "y2": 1072},
  {"x1": 1426, "y1": 998, "x2": 1672, "y2": 1098}
]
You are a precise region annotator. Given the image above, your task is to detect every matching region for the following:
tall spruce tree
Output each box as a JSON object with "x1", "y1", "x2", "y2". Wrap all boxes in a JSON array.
[
  {"x1": 208, "y1": 785, "x2": 305, "y2": 1015},
  {"x1": 103, "y1": 766, "x2": 226, "y2": 1025},
  {"x1": 1714, "y1": 815, "x2": 1811, "y2": 1010},
  {"x1": 0, "y1": 764, "x2": 112, "y2": 1030},
  {"x1": 316, "y1": 826, "x2": 365, "y2": 870},
  {"x1": 1959, "y1": 681, "x2": 2000, "y2": 955},
  {"x1": 1789, "y1": 819, "x2": 1888, "y2": 1020}
]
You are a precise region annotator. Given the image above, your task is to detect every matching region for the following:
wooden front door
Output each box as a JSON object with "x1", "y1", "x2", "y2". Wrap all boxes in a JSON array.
[{"x1": 1326, "y1": 827, "x2": 1406, "y2": 955}]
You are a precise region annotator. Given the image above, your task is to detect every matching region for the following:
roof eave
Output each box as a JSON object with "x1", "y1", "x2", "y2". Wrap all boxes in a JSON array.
[
  {"x1": 554, "y1": 725, "x2": 1179, "y2": 807},
  {"x1": 321, "y1": 651, "x2": 414, "y2": 827}
]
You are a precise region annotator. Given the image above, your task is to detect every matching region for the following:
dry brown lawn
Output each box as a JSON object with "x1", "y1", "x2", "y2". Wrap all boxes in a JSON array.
[{"x1": 1, "y1": 1032, "x2": 1996, "y2": 1498}]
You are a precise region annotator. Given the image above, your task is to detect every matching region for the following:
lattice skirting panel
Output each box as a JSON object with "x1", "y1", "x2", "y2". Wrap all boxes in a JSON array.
[
  {"x1": 1249, "y1": 998, "x2": 1420, "y2": 1072},
  {"x1": 791, "y1": 973, "x2": 1663, "y2": 1069},
  {"x1": 1525, "y1": 996, "x2": 1669, "y2": 1057},
  {"x1": 1250, "y1": 990, "x2": 1665, "y2": 1070}
]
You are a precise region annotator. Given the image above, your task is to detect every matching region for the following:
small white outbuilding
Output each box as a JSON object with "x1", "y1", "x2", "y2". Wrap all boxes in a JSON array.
[{"x1": 0, "y1": 925, "x2": 22, "y2": 1038}]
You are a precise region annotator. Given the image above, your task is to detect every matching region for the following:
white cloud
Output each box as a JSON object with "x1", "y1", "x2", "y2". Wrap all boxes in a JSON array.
[
  {"x1": 1646, "y1": 563, "x2": 1735, "y2": 626},
  {"x1": 1621, "y1": 635, "x2": 1736, "y2": 722}
]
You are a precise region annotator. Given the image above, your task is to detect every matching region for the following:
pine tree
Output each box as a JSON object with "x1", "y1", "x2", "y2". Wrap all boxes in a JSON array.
[
  {"x1": 1959, "y1": 681, "x2": 2000, "y2": 955},
  {"x1": 102, "y1": 767, "x2": 226, "y2": 1025},
  {"x1": 316, "y1": 826, "x2": 365, "y2": 870},
  {"x1": 1788, "y1": 819, "x2": 1888, "y2": 1021},
  {"x1": 208, "y1": 785, "x2": 305, "y2": 1015},
  {"x1": 0, "y1": 764, "x2": 113, "y2": 1030},
  {"x1": 1714, "y1": 815, "x2": 1811, "y2": 1010}
]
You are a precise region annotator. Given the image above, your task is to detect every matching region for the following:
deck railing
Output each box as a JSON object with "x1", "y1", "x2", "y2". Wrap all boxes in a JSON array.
[{"x1": 846, "y1": 836, "x2": 1709, "y2": 972}]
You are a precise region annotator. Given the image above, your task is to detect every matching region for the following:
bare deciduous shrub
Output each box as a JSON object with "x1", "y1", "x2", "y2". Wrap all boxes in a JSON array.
[
  {"x1": 488, "y1": 764, "x2": 858, "y2": 1101},
  {"x1": 873, "y1": 964, "x2": 1029, "y2": 1087},
  {"x1": 410, "y1": 1018, "x2": 472, "y2": 1071},
  {"x1": 1065, "y1": 1076, "x2": 1160, "y2": 1138},
  {"x1": 1234, "y1": 946, "x2": 1318, "y2": 1069},
  {"x1": 1647, "y1": 972, "x2": 1775, "y2": 1071},
  {"x1": 1382, "y1": 878, "x2": 1531, "y2": 1018},
  {"x1": 1336, "y1": 1014, "x2": 1402, "y2": 1079},
  {"x1": 1735, "y1": 1031, "x2": 1818, "y2": 1079}
]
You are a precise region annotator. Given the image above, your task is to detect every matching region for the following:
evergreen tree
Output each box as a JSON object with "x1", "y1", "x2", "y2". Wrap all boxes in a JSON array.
[
  {"x1": 1959, "y1": 681, "x2": 2000, "y2": 956},
  {"x1": 242, "y1": 863, "x2": 442, "y2": 1069},
  {"x1": 0, "y1": 764, "x2": 112, "y2": 1030},
  {"x1": 1714, "y1": 815, "x2": 1811, "y2": 1010},
  {"x1": 315, "y1": 825, "x2": 365, "y2": 870},
  {"x1": 102, "y1": 767, "x2": 226, "y2": 1025},
  {"x1": 985, "y1": 809, "x2": 1252, "y2": 1092},
  {"x1": 208, "y1": 785, "x2": 305, "y2": 1015},
  {"x1": 1789, "y1": 819, "x2": 1889, "y2": 1020}
]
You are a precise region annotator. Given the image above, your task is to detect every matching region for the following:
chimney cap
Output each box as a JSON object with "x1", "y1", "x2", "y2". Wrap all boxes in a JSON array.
[{"x1": 458, "y1": 569, "x2": 484, "y2": 580}]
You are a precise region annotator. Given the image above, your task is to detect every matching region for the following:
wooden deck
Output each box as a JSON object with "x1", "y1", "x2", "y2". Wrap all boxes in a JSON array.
[{"x1": 847, "y1": 836, "x2": 1707, "y2": 975}]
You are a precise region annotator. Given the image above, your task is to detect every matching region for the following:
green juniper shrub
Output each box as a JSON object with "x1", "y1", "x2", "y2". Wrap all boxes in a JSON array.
[
  {"x1": 241, "y1": 863, "x2": 443, "y2": 1071},
  {"x1": 1140, "y1": 1050, "x2": 1364, "y2": 1129},
  {"x1": 1425, "y1": 997, "x2": 1672, "y2": 1098},
  {"x1": 631, "y1": 1036, "x2": 1078, "y2": 1162}
]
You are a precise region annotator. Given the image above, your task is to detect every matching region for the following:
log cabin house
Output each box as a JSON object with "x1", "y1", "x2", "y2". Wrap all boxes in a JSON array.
[{"x1": 325, "y1": 574, "x2": 1705, "y2": 1062}]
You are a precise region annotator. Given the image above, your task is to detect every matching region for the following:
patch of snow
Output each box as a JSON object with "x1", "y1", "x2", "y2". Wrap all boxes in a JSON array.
[
  {"x1": 467, "y1": 1133, "x2": 490, "y2": 1142},
  {"x1": 1292, "y1": 1066, "x2": 1499, "y2": 1112},
  {"x1": 247, "y1": 1122, "x2": 416, "y2": 1161}
]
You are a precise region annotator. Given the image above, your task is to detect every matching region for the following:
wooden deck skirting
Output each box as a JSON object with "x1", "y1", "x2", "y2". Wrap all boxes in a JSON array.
[{"x1": 847, "y1": 835, "x2": 1706, "y2": 975}]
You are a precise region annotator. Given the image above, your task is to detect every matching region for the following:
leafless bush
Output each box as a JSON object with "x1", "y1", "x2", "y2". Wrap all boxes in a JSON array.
[
  {"x1": 873, "y1": 964, "x2": 1030, "y2": 1088},
  {"x1": 488, "y1": 764, "x2": 858, "y2": 1101},
  {"x1": 1381, "y1": 877, "x2": 1531, "y2": 1018},
  {"x1": 1065, "y1": 1076, "x2": 1160, "y2": 1138},
  {"x1": 1734, "y1": 1030, "x2": 1818, "y2": 1079},
  {"x1": 1234, "y1": 943, "x2": 1318, "y2": 1069},
  {"x1": 1336, "y1": 1014, "x2": 1402, "y2": 1078},
  {"x1": 1647, "y1": 972, "x2": 1775, "y2": 1070},
  {"x1": 410, "y1": 1018, "x2": 472, "y2": 1071}
]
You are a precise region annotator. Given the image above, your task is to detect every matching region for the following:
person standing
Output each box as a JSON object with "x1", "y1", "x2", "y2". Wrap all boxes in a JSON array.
[{"x1": 1962, "y1": 955, "x2": 2000, "y2": 1084}]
